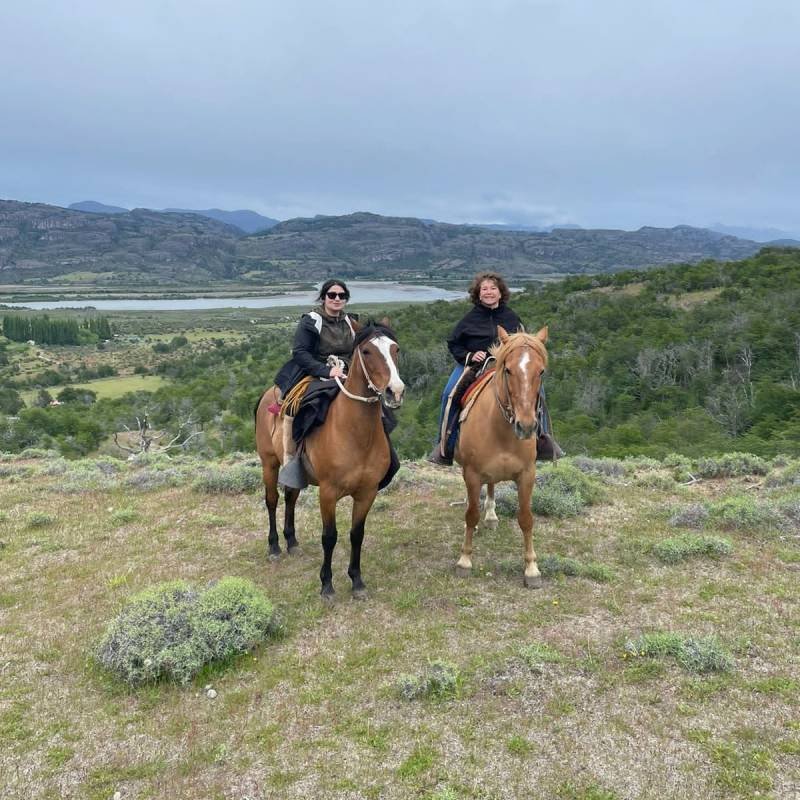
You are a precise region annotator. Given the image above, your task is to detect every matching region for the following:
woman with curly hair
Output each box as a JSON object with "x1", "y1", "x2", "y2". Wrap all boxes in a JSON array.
[{"x1": 428, "y1": 271, "x2": 561, "y2": 465}]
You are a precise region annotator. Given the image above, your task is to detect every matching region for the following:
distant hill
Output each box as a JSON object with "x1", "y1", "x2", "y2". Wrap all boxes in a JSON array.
[
  {"x1": 69, "y1": 200, "x2": 129, "y2": 215},
  {"x1": 162, "y1": 208, "x2": 279, "y2": 234},
  {"x1": 70, "y1": 201, "x2": 279, "y2": 234},
  {"x1": 239, "y1": 212, "x2": 765, "y2": 280},
  {"x1": 708, "y1": 222, "x2": 800, "y2": 243},
  {"x1": 0, "y1": 200, "x2": 785, "y2": 286},
  {"x1": 3, "y1": 200, "x2": 240, "y2": 283}
]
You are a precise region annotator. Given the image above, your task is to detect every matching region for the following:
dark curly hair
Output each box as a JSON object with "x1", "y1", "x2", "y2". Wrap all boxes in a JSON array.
[
  {"x1": 316, "y1": 279, "x2": 351, "y2": 303},
  {"x1": 468, "y1": 271, "x2": 511, "y2": 305}
]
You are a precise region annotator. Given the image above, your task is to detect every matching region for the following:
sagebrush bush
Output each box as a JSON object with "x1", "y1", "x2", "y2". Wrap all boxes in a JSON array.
[
  {"x1": 398, "y1": 660, "x2": 461, "y2": 701},
  {"x1": 634, "y1": 472, "x2": 677, "y2": 491},
  {"x1": 192, "y1": 465, "x2": 263, "y2": 494},
  {"x1": 123, "y1": 468, "x2": 187, "y2": 491},
  {"x1": 663, "y1": 453, "x2": 692, "y2": 470},
  {"x1": 668, "y1": 503, "x2": 710, "y2": 529},
  {"x1": 531, "y1": 487, "x2": 584, "y2": 517},
  {"x1": 652, "y1": 534, "x2": 732, "y2": 564},
  {"x1": 764, "y1": 461, "x2": 800, "y2": 489},
  {"x1": 624, "y1": 632, "x2": 733, "y2": 673},
  {"x1": 97, "y1": 578, "x2": 277, "y2": 686},
  {"x1": 570, "y1": 456, "x2": 626, "y2": 479},
  {"x1": 695, "y1": 452, "x2": 769, "y2": 478}
]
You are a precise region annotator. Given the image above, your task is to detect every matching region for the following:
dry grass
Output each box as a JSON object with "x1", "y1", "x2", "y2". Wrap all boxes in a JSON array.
[{"x1": 0, "y1": 455, "x2": 798, "y2": 799}]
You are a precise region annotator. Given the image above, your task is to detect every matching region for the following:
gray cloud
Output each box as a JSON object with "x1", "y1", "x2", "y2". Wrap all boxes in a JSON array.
[{"x1": 2, "y1": 0, "x2": 798, "y2": 235}]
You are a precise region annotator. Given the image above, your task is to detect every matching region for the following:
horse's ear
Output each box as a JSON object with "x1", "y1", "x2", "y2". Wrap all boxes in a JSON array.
[
  {"x1": 378, "y1": 316, "x2": 391, "y2": 328},
  {"x1": 535, "y1": 325, "x2": 548, "y2": 343},
  {"x1": 497, "y1": 325, "x2": 509, "y2": 343},
  {"x1": 351, "y1": 318, "x2": 363, "y2": 333}
]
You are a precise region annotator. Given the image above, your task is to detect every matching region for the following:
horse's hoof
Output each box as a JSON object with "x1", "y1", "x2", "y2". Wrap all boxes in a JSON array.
[
  {"x1": 455, "y1": 565, "x2": 472, "y2": 578},
  {"x1": 482, "y1": 518, "x2": 498, "y2": 531},
  {"x1": 320, "y1": 586, "x2": 336, "y2": 603},
  {"x1": 351, "y1": 588, "x2": 368, "y2": 602},
  {"x1": 268, "y1": 548, "x2": 282, "y2": 562},
  {"x1": 285, "y1": 537, "x2": 300, "y2": 553},
  {"x1": 523, "y1": 574, "x2": 543, "y2": 589}
]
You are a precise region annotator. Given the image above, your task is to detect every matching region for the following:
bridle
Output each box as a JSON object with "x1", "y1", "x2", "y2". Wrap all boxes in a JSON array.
[
  {"x1": 328, "y1": 338, "x2": 393, "y2": 404},
  {"x1": 492, "y1": 345, "x2": 543, "y2": 430}
]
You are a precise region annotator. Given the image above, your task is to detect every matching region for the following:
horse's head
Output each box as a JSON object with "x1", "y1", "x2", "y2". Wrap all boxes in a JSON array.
[
  {"x1": 492, "y1": 325, "x2": 549, "y2": 439},
  {"x1": 351, "y1": 319, "x2": 405, "y2": 408}
]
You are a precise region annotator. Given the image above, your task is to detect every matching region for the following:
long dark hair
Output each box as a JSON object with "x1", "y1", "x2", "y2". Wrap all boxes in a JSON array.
[{"x1": 316, "y1": 279, "x2": 351, "y2": 303}]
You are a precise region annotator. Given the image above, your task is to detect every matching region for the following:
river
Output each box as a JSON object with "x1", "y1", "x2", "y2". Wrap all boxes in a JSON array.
[{"x1": 1, "y1": 282, "x2": 464, "y2": 311}]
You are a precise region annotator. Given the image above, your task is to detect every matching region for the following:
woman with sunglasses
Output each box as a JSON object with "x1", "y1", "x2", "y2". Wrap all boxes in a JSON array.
[{"x1": 274, "y1": 279, "x2": 358, "y2": 476}]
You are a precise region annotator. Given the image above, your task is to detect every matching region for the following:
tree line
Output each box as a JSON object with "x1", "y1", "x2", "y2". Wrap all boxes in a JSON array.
[
  {"x1": 1, "y1": 247, "x2": 799, "y2": 459},
  {"x1": 1, "y1": 313, "x2": 112, "y2": 345}
]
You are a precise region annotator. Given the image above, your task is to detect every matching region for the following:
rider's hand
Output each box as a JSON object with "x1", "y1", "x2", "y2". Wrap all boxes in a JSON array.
[
  {"x1": 329, "y1": 365, "x2": 346, "y2": 379},
  {"x1": 471, "y1": 351, "x2": 487, "y2": 364}
]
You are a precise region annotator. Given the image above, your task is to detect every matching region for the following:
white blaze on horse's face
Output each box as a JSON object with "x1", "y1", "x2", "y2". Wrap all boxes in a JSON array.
[
  {"x1": 373, "y1": 335, "x2": 405, "y2": 408},
  {"x1": 506, "y1": 346, "x2": 542, "y2": 439}
]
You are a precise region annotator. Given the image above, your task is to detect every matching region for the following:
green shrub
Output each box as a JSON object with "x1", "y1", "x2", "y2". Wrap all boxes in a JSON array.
[
  {"x1": 624, "y1": 632, "x2": 733, "y2": 673},
  {"x1": 695, "y1": 452, "x2": 769, "y2": 478},
  {"x1": 97, "y1": 578, "x2": 277, "y2": 686},
  {"x1": 538, "y1": 554, "x2": 614, "y2": 582},
  {"x1": 532, "y1": 487, "x2": 584, "y2": 517},
  {"x1": 109, "y1": 508, "x2": 139, "y2": 527},
  {"x1": 192, "y1": 465, "x2": 262, "y2": 494},
  {"x1": 398, "y1": 660, "x2": 461, "y2": 701},
  {"x1": 518, "y1": 642, "x2": 565, "y2": 671},
  {"x1": 652, "y1": 534, "x2": 732, "y2": 564},
  {"x1": 26, "y1": 512, "x2": 56, "y2": 528},
  {"x1": 707, "y1": 495, "x2": 781, "y2": 530}
]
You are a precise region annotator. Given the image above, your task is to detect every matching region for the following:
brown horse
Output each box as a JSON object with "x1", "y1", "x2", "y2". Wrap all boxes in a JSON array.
[
  {"x1": 254, "y1": 322, "x2": 405, "y2": 599},
  {"x1": 454, "y1": 325, "x2": 549, "y2": 587}
]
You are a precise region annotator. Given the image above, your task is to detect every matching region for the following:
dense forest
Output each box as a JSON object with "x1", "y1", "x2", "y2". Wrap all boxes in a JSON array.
[{"x1": 1, "y1": 247, "x2": 799, "y2": 459}]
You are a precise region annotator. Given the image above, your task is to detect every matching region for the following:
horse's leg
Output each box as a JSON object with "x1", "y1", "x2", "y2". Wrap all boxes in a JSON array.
[
  {"x1": 483, "y1": 482, "x2": 498, "y2": 529},
  {"x1": 283, "y1": 486, "x2": 301, "y2": 553},
  {"x1": 517, "y1": 474, "x2": 541, "y2": 588},
  {"x1": 263, "y1": 461, "x2": 281, "y2": 560},
  {"x1": 319, "y1": 485, "x2": 338, "y2": 599},
  {"x1": 348, "y1": 488, "x2": 377, "y2": 600},
  {"x1": 456, "y1": 469, "x2": 482, "y2": 577}
]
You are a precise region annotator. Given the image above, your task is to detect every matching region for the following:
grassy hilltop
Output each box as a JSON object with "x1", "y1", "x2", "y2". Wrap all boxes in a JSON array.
[{"x1": 1, "y1": 450, "x2": 798, "y2": 799}]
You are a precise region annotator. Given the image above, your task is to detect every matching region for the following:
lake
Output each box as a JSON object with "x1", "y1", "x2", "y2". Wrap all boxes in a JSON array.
[{"x1": 2, "y1": 282, "x2": 465, "y2": 311}]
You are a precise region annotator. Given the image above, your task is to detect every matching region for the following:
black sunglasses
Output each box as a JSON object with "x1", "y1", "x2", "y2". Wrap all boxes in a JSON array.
[{"x1": 325, "y1": 291, "x2": 348, "y2": 300}]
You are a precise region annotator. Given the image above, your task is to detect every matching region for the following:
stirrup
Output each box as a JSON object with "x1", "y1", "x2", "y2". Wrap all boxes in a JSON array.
[
  {"x1": 536, "y1": 432, "x2": 564, "y2": 461},
  {"x1": 278, "y1": 454, "x2": 309, "y2": 489}
]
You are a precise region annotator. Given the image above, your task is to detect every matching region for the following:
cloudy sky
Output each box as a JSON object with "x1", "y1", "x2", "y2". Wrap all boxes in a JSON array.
[{"x1": 2, "y1": 1, "x2": 798, "y2": 235}]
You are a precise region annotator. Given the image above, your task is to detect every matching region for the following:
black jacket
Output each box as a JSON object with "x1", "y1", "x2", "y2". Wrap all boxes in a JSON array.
[
  {"x1": 447, "y1": 303, "x2": 523, "y2": 365},
  {"x1": 274, "y1": 311, "x2": 357, "y2": 393}
]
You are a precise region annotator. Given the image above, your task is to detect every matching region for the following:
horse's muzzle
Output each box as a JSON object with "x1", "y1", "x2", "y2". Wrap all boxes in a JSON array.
[
  {"x1": 513, "y1": 420, "x2": 537, "y2": 440},
  {"x1": 383, "y1": 387, "x2": 405, "y2": 409}
]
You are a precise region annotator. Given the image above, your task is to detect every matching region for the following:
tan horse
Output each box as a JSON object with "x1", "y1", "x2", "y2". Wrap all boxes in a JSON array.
[
  {"x1": 254, "y1": 322, "x2": 405, "y2": 599},
  {"x1": 454, "y1": 326, "x2": 549, "y2": 588}
]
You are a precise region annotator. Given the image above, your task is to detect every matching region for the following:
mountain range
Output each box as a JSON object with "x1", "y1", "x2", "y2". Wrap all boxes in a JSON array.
[
  {"x1": 68, "y1": 201, "x2": 279, "y2": 234},
  {"x1": 0, "y1": 198, "x2": 795, "y2": 286}
]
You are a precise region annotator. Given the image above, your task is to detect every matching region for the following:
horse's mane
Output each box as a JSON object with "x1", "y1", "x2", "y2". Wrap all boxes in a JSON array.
[
  {"x1": 489, "y1": 331, "x2": 548, "y2": 370},
  {"x1": 352, "y1": 323, "x2": 398, "y2": 350}
]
